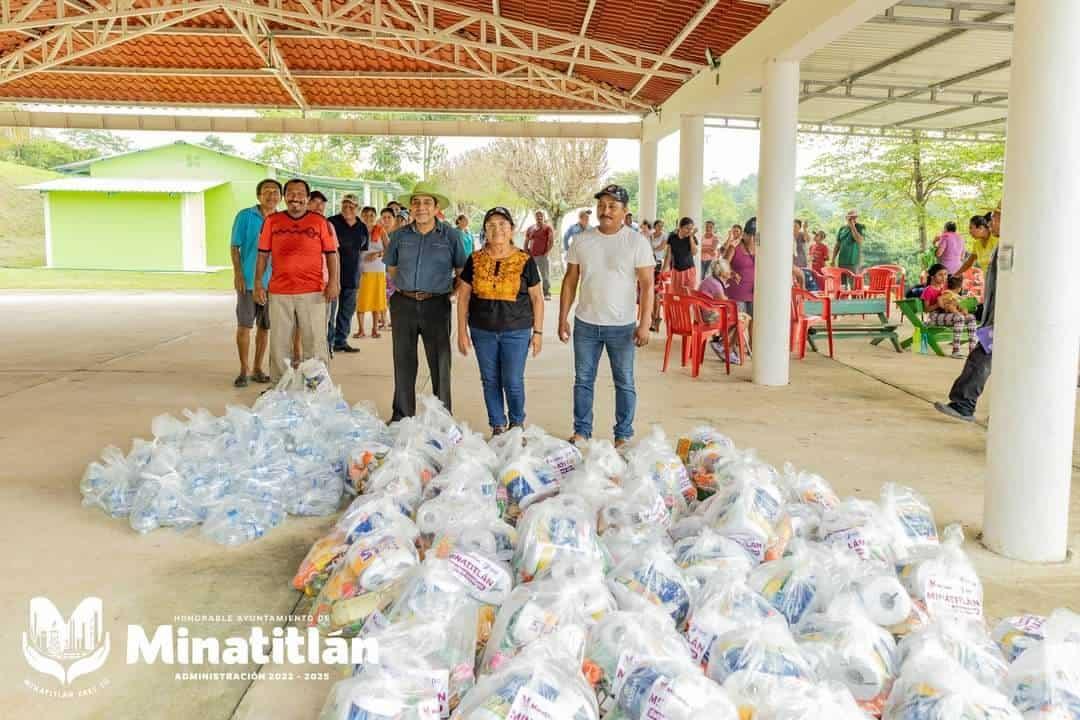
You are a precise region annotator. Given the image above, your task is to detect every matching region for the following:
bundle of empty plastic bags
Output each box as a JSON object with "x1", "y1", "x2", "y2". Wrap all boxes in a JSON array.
[
  {"x1": 80, "y1": 360, "x2": 392, "y2": 545},
  {"x1": 289, "y1": 414, "x2": 1079, "y2": 719}
]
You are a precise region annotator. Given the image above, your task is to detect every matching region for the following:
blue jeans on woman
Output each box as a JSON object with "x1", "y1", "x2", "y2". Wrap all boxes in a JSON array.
[
  {"x1": 573, "y1": 318, "x2": 637, "y2": 442},
  {"x1": 470, "y1": 326, "x2": 532, "y2": 429}
]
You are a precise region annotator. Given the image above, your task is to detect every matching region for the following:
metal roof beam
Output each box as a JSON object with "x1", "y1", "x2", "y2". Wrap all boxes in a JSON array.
[
  {"x1": 894, "y1": 0, "x2": 1015, "y2": 11},
  {"x1": 800, "y1": 89, "x2": 1006, "y2": 109},
  {"x1": 869, "y1": 14, "x2": 1011, "y2": 30},
  {"x1": 627, "y1": 0, "x2": 721, "y2": 98},
  {"x1": 224, "y1": 6, "x2": 309, "y2": 111},
  {"x1": 821, "y1": 59, "x2": 1010, "y2": 123},
  {"x1": 891, "y1": 94, "x2": 1007, "y2": 126},
  {"x1": 564, "y1": 0, "x2": 597, "y2": 78}
]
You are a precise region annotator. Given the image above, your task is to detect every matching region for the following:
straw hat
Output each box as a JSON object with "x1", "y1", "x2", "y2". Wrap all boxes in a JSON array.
[{"x1": 396, "y1": 180, "x2": 450, "y2": 209}]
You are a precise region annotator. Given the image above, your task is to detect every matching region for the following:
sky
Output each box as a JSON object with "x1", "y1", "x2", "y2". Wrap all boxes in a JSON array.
[{"x1": 36, "y1": 105, "x2": 829, "y2": 185}]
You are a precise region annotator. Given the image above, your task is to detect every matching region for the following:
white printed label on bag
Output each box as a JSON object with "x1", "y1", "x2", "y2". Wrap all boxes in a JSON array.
[
  {"x1": 613, "y1": 650, "x2": 638, "y2": 685},
  {"x1": 1008, "y1": 614, "x2": 1046, "y2": 634},
  {"x1": 642, "y1": 494, "x2": 669, "y2": 524},
  {"x1": 644, "y1": 677, "x2": 687, "y2": 720},
  {"x1": 446, "y1": 425, "x2": 464, "y2": 446},
  {"x1": 417, "y1": 697, "x2": 441, "y2": 720},
  {"x1": 686, "y1": 625, "x2": 714, "y2": 663},
  {"x1": 826, "y1": 527, "x2": 870, "y2": 560},
  {"x1": 673, "y1": 464, "x2": 693, "y2": 496},
  {"x1": 924, "y1": 573, "x2": 982, "y2": 619},
  {"x1": 448, "y1": 551, "x2": 506, "y2": 595},
  {"x1": 545, "y1": 446, "x2": 579, "y2": 476},
  {"x1": 507, "y1": 686, "x2": 558, "y2": 720},
  {"x1": 421, "y1": 668, "x2": 450, "y2": 717},
  {"x1": 723, "y1": 533, "x2": 765, "y2": 561}
]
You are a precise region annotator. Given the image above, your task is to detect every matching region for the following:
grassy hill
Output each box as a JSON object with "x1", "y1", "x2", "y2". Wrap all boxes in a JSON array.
[{"x1": 0, "y1": 159, "x2": 58, "y2": 268}]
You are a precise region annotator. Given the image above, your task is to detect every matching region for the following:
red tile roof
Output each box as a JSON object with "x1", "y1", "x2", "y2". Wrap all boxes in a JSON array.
[{"x1": 0, "y1": 0, "x2": 770, "y2": 111}]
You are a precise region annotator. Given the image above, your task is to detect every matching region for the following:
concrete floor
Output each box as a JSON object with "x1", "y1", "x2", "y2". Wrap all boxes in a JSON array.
[{"x1": 0, "y1": 292, "x2": 1076, "y2": 720}]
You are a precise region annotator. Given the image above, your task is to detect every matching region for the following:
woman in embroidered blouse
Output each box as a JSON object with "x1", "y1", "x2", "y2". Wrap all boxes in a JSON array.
[{"x1": 457, "y1": 206, "x2": 544, "y2": 436}]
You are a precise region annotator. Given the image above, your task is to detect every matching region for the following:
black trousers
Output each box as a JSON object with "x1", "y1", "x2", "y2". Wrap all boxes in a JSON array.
[
  {"x1": 389, "y1": 293, "x2": 452, "y2": 420},
  {"x1": 948, "y1": 343, "x2": 992, "y2": 416}
]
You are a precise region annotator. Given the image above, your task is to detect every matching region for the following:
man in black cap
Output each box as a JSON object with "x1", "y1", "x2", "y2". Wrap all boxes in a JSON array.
[{"x1": 558, "y1": 184, "x2": 655, "y2": 448}]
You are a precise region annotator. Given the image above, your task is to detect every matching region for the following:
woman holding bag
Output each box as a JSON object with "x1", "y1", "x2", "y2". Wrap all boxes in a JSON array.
[{"x1": 457, "y1": 207, "x2": 544, "y2": 436}]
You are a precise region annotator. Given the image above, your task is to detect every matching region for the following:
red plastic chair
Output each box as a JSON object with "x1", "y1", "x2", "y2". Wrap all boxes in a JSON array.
[
  {"x1": 862, "y1": 266, "x2": 896, "y2": 319},
  {"x1": 661, "y1": 294, "x2": 724, "y2": 378},
  {"x1": 820, "y1": 267, "x2": 862, "y2": 299},
  {"x1": 791, "y1": 287, "x2": 834, "y2": 359},
  {"x1": 691, "y1": 291, "x2": 747, "y2": 375}
]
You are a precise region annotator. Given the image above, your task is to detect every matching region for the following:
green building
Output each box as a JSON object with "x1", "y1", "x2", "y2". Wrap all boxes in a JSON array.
[{"x1": 22, "y1": 141, "x2": 400, "y2": 272}]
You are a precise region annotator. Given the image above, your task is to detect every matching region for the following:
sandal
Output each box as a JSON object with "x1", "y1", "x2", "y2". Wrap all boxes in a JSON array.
[
  {"x1": 233, "y1": 374, "x2": 248, "y2": 388},
  {"x1": 250, "y1": 370, "x2": 271, "y2": 384},
  {"x1": 353, "y1": 331, "x2": 365, "y2": 338},
  {"x1": 372, "y1": 331, "x2": 381, "y2": 339}
]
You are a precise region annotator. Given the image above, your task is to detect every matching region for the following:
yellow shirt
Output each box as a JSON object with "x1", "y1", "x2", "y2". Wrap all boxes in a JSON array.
[{"x1": 968, "y1": 234, "x2": 998, "y2": 271}]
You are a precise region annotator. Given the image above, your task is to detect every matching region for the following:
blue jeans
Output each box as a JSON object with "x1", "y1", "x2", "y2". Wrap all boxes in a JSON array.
[
  {"x1": 573, "y1": 319, "x2": 637, "y2": 441},
  {"x1": 331, "y1": 287, "x2": 358, "y2": 349},
  {"x1": 470, "y1": 326, "x2": 532, "y2": 429}
]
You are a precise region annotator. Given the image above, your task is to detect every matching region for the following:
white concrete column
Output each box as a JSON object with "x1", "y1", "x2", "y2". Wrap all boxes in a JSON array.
[
  {"x1": 752, "y1": 58, "x2": 799, "y2": 387},
  {"x1": 639, "y1": 138, "x2": 659, "y2": 222},
  {"x1": 983, "y1": 0, "x2": 1080, "y2": 563},
  {"x1": 678, "y1": 114, "x2": 704, "y2": 229}
]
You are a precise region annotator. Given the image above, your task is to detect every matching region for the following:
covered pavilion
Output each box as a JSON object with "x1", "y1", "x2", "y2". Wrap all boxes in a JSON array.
[{"x1": 0, "y1": 4, "x2": 1075, "y2": 710}]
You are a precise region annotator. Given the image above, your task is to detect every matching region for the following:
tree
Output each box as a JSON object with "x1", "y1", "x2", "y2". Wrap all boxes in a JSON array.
[
  {"x1": 0, "y1": 135, "x2": 93, "y2": 169},
  {"x1": 200, "y1": 134, "x2": 238, "y2": 155},
  {"x1": 60, "y1": 129, "x2": 133, "y2": 156},
  {"x1": 494, "y1": 138, "x2": 607, "y2": 238},
  {"x1": 806, "y1": 134, "x2": 1004, "y2": 253},
  {"x1": 430, "y1": 145, "x2": 526, "y2": 223}
]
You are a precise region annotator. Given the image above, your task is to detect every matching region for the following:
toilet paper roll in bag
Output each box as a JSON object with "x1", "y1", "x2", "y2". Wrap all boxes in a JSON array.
[{"x1": 857, "y1": 575, "x2": 913, "y2": 628}]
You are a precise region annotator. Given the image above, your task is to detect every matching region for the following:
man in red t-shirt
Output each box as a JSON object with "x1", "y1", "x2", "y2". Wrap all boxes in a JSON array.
[
  {"x1": 254, "y1": 178, "x2": 340, "y2": 381},
  {"x1": 524, "y1": 210, "x2": 554, "y2": 299}
]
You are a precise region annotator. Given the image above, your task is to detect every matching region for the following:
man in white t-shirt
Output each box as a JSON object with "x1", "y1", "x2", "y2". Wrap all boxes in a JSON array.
[{"x1": 558, "y1": 183, "x2": 655, "y2": 447}]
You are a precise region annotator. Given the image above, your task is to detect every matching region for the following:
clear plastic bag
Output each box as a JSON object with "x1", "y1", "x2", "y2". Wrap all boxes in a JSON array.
[
  {"x1": 747, "y1": 540, "x2": 828, "y2": 626},
  {"x1": 896, "y1": 524, "x2": 983, "y2": 622},
  {"x1": 686, "y1": 574, "x2": 781, "y2": 666},
  {"x1": 583, "y1": 609, "x2": 692, "y2": 699},
  {"x1": 747, "y1": 682, "x2": 871, "y2": 720},
  {"x1": 884, "y1": 649, "x2": 1022, "y2": 720},
  {"x1": 292, "y1": 527, "x2": 350, "y2": 596},
  {"x1": 200, "y1": 494, "x2": 286, "y2": 546},
  {"x1": 819, "y1": 498, "x2": 898, "y2": 566},
  {"x1": 512, "y1": 494, "x2": 607, "y2": 583},
  {"x1": 992, "y1": 614, "x2": 1047, "y2": 664},
  {"x1": 345, "y1": 440, "x2": 394, "y2": 494},
  {"x1": 690, "y1": 447, "x2": 766, "y2": 501},
  {"x1": 624, "y1": 426, "x2": 696, "y2": 516},
  {"x1": 522, "y1": 425, "x2": 582, "y2": 477},
  {"x1": 880, "y1": 483, "x2": 939, "y2": 560},
  {"x1": 795, "y1": 598, "x2": 899, "y2": 716},
  {"x1": 416, "y1": 494, "x2": 501, "y2": 554},
  {"x1": 81, "y1": 445, "x2": 141, "y2": 518},
  {"x1": 497, "y1": 452, "x2": 560, "y2": 523},
  {"x1": 367, "y1": 451, "x2": 437, "y2": 513},
  {"x1": 560, "y1": 441, "x2": 626, "y2": 519},
  {"x1": 129, "y1": 470, "x2": 201, "y2": 533},
  {"x1": 418, "y1": 394, "x2": 464, "y2": 448},
  {"x1": 337, "y1": 493, "x2": 418, "y2": 545},
  {"x1": 696, "y1": 476, "x2": 792, "y2": 563},
  {"x1": 1006, "y1": 609, "x2": 1080, "y2": 719},
  {"x1": 319, "y1": 663, "x2": 442, "y2": 720},
  {"x1": 449, "y1": 424, "x2": 499, "y2": 472},
  {"x1": 285, "y1": 459, "x2": 344, "y2": 516},
  {"x1": 705, "y1": 620, "x2": 815, "y2": 687},
  {"x1": 425, "y1": 457, "x2": 498, "y2": 503},
  {"x1": 779, "y1": 462, "x2": 840, "y2": 511},
  {"x1": 607, "y1": 657, "x2": 738, "y2": 720},
  {"x1": 606, "y1": 544, "x2": 693, "y2": 628},
  {"x1": 454, "y1": 640, "x2": 600, "y2": 720},
  {"x1": 602, "y1": 524, "x2": 674, "y2": 569},
  {"x1": 897, "y1": 619, "x2": 1010, "y2": 691}
]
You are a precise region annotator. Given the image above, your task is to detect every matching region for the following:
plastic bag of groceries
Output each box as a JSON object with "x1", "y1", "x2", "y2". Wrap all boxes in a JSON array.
[
  {"x1": 884, "y1": 650, "x2": 1022, "y2": 720},
  {"x1": 879, "y1": 483, "x2": 939, "y2": 560},
  {"x1": 896, "y1": 523, "x2": 984, "y2": 622},
  {"x1": 319, "y1": 663, "x2": 441, "y2": 720},
  {"x1": 685, "y1": 434, "x2": 740, "y2": 498},
  {"x1": 418, "y1": 394, "x2": 464, "y2": 448},
  {"x1": 829, "y1": 557, "x2": 926, "y2": 637},
  {"x1": 424, "y1": 456, "x2": 498, "y2": 503},
  {"x1": 993, "y1": 615, "x2": 1048, "y2": 664},
  {"x1": 672, "y1": 527, "x2": 755, "y2": 597},
  {"x1": 795, "y1": 597, "x2": 899, "y2": 716},
  {"x1": 582, "y1": 609, "x2": 692, "y2": 699},
  {"x1": 624, "y1": 426, "x2": 697, "y2": 516},
  {"x1": 818, "y1": 498, "x2": 898, "y2": 566},
  {"x1": 311, "y1": 527, "x2": 420, "y2": 635},
  {"x1": 367, "y1": 451, "x2": 437, "y2": 513},
  {"x1": 597, "y1": 478, "x2": 671, "y2": 533},
  {"x1": 752, "y1": 541, "x2": 837, "y2": 626},
  {"x1": 897, "y1": 619, "x2": 1010, "y2": 691},
  {"x1": 694, "y1": 474, "x2": 792, "y2": 563},
  {"x1": 601, "y1": 524, "x2": 673, "y2": 569},
  {"x1": 496, "y1": 451, "x2": 560, "y2": 524},
  {"x1": 200, "y1": 494, "x2": 286, "y2": 546},
  {"x1": 522, "y1": 425, "x2": 582, "y2": 477},
  {"x1": 561, "y1": 440, "x2": 626, "y2": 518},
  {"x1": 686, "y1": 573, "x2": 782, "y2": 667},
  {"x1": 744, "y1": 682, "x2": 872, "y2": 720},
  {"x1": 692, "y1": 448, "x2": 780, "y2": 505},
  {"x1": 512, "y1": 494, "x2": 608, "y2": 583},
  {"x1": 81, "y1": 445, "x2": 142, "y2": 517},
  {"x1": 481, "y1": 560, "x2": 614, "y2": 674},
  {"x1": 453, "y1": 639, "x2": 600, "y2": 720},
  {"x1": 448, "y1": 424, "x2": 499, "y2": 472},
  {"x1": 676, "y1": 425, "x2": 735, "y2": 465},
  {"x1": 706, "y1": 619, "x2": 816, "y2": 688},
  {"x1": 1006, "y1": 609, "x2": 1080, "y2": 719},
  {"x1": 345, "y1": 440, "x2": 394, "y2": 495},
  {"x1": 275, "y1": 358, "x2": 334, "y2": 394},
  {"x1": 427, "y1": 529, "x2": 516, "y2": 608},
  {"x1": 415, "y1": 493, "x2": 501, "y2": 554},
  {"x1": 779, "y1": 462, "x2": 840, "y2": 511},
  {"x1": 607, "y1": 656, "x2": 739, "y2": 720},
  {"x1": 606, "y1": 544, "x2": 693, "y2": 628},
  {"x1": 358, "y1": 609, "x2": 480, "y2": 718}
]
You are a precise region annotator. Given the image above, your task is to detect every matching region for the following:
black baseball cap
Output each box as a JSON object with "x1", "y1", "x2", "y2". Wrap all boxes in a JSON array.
[
  {"x1": 308, "y1": 190, "x2": 328, "y2": 203},
  {"x1": 594, "y1": 184, "x2": 629, "y2": 205},
  {"x1": 483, "y1": 206, "x2": 515, "y2": 227}
]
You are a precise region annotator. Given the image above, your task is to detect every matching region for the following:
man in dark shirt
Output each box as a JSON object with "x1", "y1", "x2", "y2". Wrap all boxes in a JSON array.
[
  {"x1": 384, "y1": 182, "x2": 466, "y2": 420},
  {"x1": 328, "y1": 193, "x2": 369, "y2": 353}
]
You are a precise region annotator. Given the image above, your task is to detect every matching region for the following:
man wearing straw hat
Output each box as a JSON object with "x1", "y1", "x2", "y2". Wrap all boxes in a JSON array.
[{"x1": 384, "y1": 181, "x2": 467, "y2": 420}]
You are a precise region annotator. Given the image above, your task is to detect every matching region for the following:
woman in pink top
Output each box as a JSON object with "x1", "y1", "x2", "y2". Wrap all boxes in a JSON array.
[
  {"x1": 722, "y1": 217, "x2": 757, "y2": 316},
  {"x1": 700, "y1": 219, "x2": 719, "y2": 277},
  {"x1": 934, "y1": 220, "x2": 965, "y2": 274}
]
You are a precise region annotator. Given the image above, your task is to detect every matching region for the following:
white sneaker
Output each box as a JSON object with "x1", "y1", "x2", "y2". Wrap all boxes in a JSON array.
[{"x1": 709, "y1": 341, "x2": 725, "y2": 360}]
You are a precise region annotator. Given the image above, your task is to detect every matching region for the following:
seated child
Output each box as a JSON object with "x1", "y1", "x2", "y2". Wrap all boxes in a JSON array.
[
  {"x1": 926, "y1": 274, "x2": 977, "y2": 359},
  {"x1": 937, "y1": 275, "x2": 965, "y2": 314}
]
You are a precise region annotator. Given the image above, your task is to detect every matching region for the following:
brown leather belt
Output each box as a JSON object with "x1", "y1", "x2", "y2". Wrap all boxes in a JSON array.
[{"x1": 398, "y1": 290, "x2": 445, "y2": 301}]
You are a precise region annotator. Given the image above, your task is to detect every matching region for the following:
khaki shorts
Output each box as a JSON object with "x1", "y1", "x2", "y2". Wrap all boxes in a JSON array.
[{"x1": 236, "y1": 290, "x2": 270, "y2": 330}]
